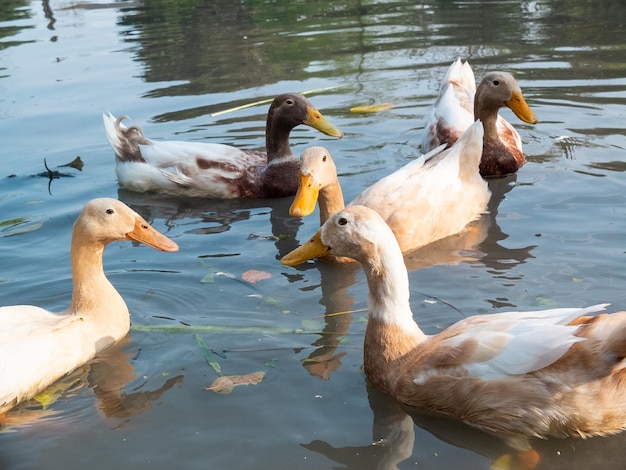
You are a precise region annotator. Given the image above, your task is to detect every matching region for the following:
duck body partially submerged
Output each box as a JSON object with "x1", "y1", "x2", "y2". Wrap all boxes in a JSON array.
[
  {"x1": 0, "y1": 198, "x2": 178, "y2": 413},
  {"x1": 104, "y1": 93, "x2": 343, "y2": 198},
  {"x1": 422, "y1": 59, "x2": 538, "y2": 177},
  {"x1": 282, "y1": 206, "x2": 626, "y2": 446},
  {"x1": 287, "y1": 120, "x2": 490, "y2": 260}
]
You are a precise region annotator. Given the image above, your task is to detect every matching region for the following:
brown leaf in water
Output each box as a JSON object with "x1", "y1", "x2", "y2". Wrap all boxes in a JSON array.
[
  {"x1": 205, "y1": 371, "x2": 266, "y2": 394},
  {"x1": 242, "y1": 269, "x2": 271, "y2": 283}
]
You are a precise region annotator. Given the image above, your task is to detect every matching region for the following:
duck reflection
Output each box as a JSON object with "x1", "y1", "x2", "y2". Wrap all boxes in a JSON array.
[
  {"x1": 117, "y1": 188, "x2": 303, "y2": 258},
  {"x1": 477, "y1": 175, "x2": 537, "y2": 273},
  {"x1": 303, "y1": 382, "x2": 626, "y2": 470},
  {"x1": 2, "y1": 335, "x2": 183, "y2": 428},
  {"x1": 299, "y1": 261, "x2": 361, "y2": 380},
  {"x1": 86, "y1": 336, "x2": 183, "y2": 420}
]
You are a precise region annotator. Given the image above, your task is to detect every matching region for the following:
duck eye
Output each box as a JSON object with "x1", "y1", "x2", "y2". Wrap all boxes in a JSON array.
[
  {"x1": 286, "y1": 99, "x2": 294, "y2": 105},
  {"x1": 338, "y1": 217, "x2": 348, "y2": 226},
  {"x1": 322, "y1": 155, "x2": 327, "y2": 162},
  {"x1": 106, "y1": 208, "x2": 115, "y2": 215},
  {"x1": 493, "y1": 79, "x2": 500, "y2": 86}
]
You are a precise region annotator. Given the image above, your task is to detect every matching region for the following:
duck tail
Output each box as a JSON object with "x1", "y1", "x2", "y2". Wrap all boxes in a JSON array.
[
  {"x1": 454, "y1": 120, "x2": 484, "y2": 181},
  {"x1": 102, "y1": 112, "x2": 149, "y2": 163},
  {"x1": 443, "y1": 58, "x2": 476, "y2": 93},
  {"x1": 570, "y1": 305, "x2": 626, "y2": 360}
]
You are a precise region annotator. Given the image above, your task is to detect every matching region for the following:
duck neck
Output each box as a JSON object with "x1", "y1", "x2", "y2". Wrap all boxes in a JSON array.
[
  {"x1": 265, "y1": 112, "x2": 294, "y2": 161},
  {"x1": 361, "y1": 243, "x2": 426, "y2": 391},
  {"x1": 318, "y1": 178, "x2": 345, "y2": 225},
  {"x1": 473, "y1": 96, "x2": 500, "y2": 144},
  {"x1": 66, "y1": 234, "x2": 129, "y2": 339}
]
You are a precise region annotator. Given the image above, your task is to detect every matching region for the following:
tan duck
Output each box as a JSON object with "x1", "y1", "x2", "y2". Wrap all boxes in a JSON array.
[
  {"x1": 289, "y1": 120, "x2": 490, "y2": 258},
  {"x1": 282, "y1": 205, "x2": 626, "y2": 466},
  {"x1": 422, "y1": 59, "x2": 538, "y2": 177},
  {"x1": 0, "y1": 198, "x2": 178, "y2": 414},
  {"x1": 103, "y1": 93, "x2": 343, "y2": 198}
]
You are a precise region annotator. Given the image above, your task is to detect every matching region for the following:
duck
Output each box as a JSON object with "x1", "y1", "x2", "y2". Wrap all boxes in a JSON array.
[
  {"x1": 288, "y1": 120, "x2": 490, "y2": 259},
  {"x1": 0, "y1": 198, "x2": 178, "y2": 414},
  {"x1": 422, "y1": 59, "x2": 538, "y2": 177},
  {"x1": 282, "y1": 205, "x2": 626, "y2": 466},
  {"x1": 103, "y1": 93, "x2": 344, "y2": 198}
]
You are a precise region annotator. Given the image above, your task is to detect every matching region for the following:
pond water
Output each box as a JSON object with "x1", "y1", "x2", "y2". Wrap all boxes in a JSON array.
[{"x1": 2, "y1": 1, "x2": 626, "y2": 469}]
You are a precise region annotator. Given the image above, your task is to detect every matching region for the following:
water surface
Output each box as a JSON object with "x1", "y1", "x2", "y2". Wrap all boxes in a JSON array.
[{"x1": 1, "y1": 1, "x2": 626, "y2": 469}]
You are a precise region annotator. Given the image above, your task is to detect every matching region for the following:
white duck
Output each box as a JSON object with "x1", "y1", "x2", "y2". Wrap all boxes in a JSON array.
[
  {"x1": 282, "y1": 205, "x2": 626, "y2": 468},
  {"x1": 103, "y1": 93, "x2": 343, "y2": 198},
  {"x1": 422, "y1": 59, "x2": 538, "y2": 177},
  {"x1": 288, "y1": 120, "x2": 490, "y2": 258},
  {"x1": 0, "y1": 198, "x2": 178, "y2": 414}
]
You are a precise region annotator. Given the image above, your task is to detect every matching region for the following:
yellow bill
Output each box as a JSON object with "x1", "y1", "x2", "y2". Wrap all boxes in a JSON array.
[
  {"x1": 304, "y1": 106, "x2": 344, "y2": 138},
  {"x1": 281, "y1": 229, "x2": 331, "y2": 266},
  {"x1": 289, "y1": 173, "x2": 320, "y2": 217}
]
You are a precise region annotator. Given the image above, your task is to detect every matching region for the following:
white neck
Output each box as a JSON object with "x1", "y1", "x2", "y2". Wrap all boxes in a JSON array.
[{"x1": 361, "y1": 241, "x2": 424, "y2": 337}]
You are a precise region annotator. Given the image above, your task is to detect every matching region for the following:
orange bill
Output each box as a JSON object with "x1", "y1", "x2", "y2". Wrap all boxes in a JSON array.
[
  {"x1": 126, "y1": 216, "x2": 179, "y2": 252},
  {"x1": 506, "y1": 91, "x2": 538, "y2": 124}
]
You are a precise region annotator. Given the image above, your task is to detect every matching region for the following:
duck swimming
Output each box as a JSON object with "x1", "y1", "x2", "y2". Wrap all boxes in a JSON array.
[
  {"x1": 0, "y1": 198, "x2": 178, "y2": 414},
  {"x1": 103, "y1": 93, "x2": 343, "y2": 198},
  {"x1": 282, "y1": 205, "x2": 626, "y2": 466},
  {"x1": 288, "y1": 120, "x2": 490, "y2": 259},
  {"x1": 422, "y1": 59, "x2": 538, "y2": 177}
]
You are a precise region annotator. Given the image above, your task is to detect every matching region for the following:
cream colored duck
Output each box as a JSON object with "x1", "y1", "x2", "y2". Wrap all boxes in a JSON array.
[
  {"x1": 0, "y1": 198, "x2": 178, "y2": 414},
  {"x1": 289, "y1": 120, "x2": 490, "y2": 257},
  {"x1": 103, "y1": 93, "x2": 343, "y2": 198},
  {"x1": 282, "y1": 205, "x2": 626, "y2": 465},
  {"x1": 422, "y1": 59, "x2": 538, "y2": 177}
]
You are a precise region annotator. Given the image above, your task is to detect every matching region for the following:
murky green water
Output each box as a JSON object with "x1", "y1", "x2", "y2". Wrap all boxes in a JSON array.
[{"x1": 2, "y1": 1, "x2": 626, "y2": 469}]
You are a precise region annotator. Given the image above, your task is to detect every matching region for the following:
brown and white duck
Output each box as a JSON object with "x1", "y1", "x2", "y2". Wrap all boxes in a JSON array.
[
  {"x1": 282, "y1": 205, "x2": 626, "y2": 467},
  {"x1": 422, "y1": 59, "x2": 538, "y2": 177},
  {"x1": 103, "y1": 93, "x2": 343, "y2": 198}
]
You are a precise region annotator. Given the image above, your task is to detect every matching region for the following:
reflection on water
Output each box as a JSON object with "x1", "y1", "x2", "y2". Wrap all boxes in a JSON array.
[
  {"x1": 118, "y1": 189, "x2": 304, "y2": 258},
  {"x1": 2, "y1": 336, "x2": 183, "y2": 431},
  {"x1": 2, "y1": 0, "x2": 626, "y2": 468},
  {"x1": 304, "y1": 382, "x2": 626, "y2": 470}
]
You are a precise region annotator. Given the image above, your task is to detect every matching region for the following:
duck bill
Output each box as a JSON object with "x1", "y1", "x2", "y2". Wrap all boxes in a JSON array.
[
  {"x1": 281, "y1": 230, "x2": 331, "y2": 266},
  {"x1": 126, "y1": 216, "x2": 179, "y2": 252},
  {"x1": 304, "y1": 106, "x2": 344, "y2": 138},
  {"x1": 289, "y1": 173, "x2": 320, "y2": 217},
  {"x1": 506, "y1": 91, "x2": 538, "y2": 124}
]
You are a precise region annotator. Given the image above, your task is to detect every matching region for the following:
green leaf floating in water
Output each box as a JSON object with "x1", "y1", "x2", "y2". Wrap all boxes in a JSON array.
[{"x1": 193, "y1": 334, "x2": 221, "y2": 374}]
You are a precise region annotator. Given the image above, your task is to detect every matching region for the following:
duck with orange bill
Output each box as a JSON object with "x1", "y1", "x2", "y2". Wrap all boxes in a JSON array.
[
  {"x1": 0, "y1": 198, "x2": 178, "y2": 414},
  {"x1": 103, "y1": 93, "x2": 343, "y2": 198},
  {"x1": 422, "y1": 59, "x2": 538, "y2": 177},
  {"x1": 282, "y1": 205, "x2": 626, "y2": 469}
]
